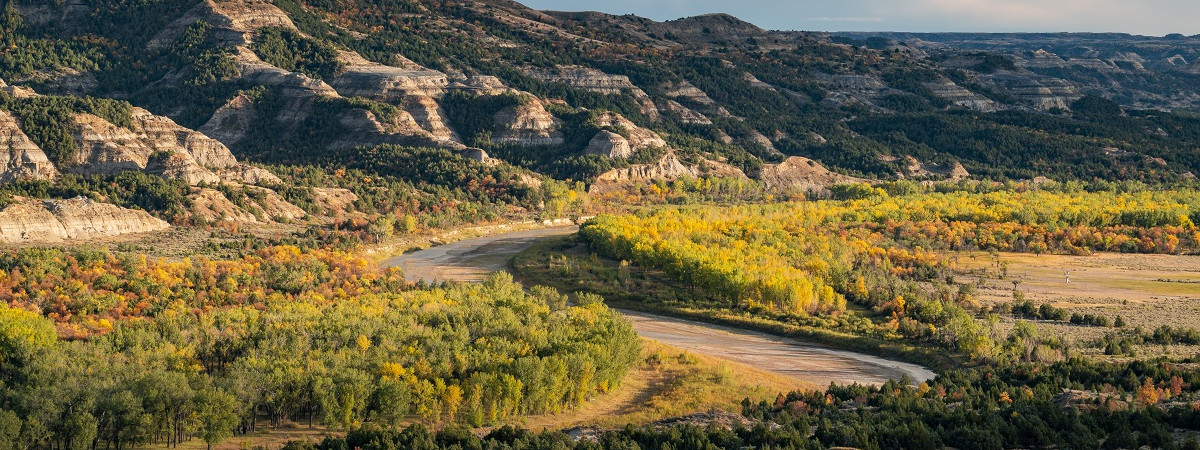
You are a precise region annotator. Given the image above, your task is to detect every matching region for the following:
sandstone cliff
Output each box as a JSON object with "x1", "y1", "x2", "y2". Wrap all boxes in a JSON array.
[
  {"x1": 757, "y1": 156, "x2": 863, "y2": 192},
  {"x1": 0, "y1": 197, "x2": 169, "y2": 242},
  {"x1": 982, "y1": 73, "x2": 1081, "y2": 111},
  {"x1": 330, "y1": 51, "x2": 448, "y2": 100},
  {"x1": 590, "y1": 153, "x2": 747, "y2": 192},
  {"x1": 0, "y1": 111, "x2": 60, "y2": 183},
  {"x1": 592, "y1": 153, "x2": 697, "y2": 190},
  {"x1": 745, "y1": 131, "x2": 783, "y2": 157},
  {"x1": 901, "y1": 156, "x2": 971, "y2": 180},
  {"x1": 65, "y1": 108, "x2": 240, "y2": 184},
  {"x1": 199, "y1": 93, "x2": 255, "y2": 147},
  {"x1": 146, "y1": 153, "x2": 222, "y2": 185},
  {"x1": 404, "y1": 96, "x2": 459, "y2": 143},
  {"x1": 188, "y1": 185, "x2": 306, "y2": 224},
  {"x1": 492, "y1": 98, "x2": 563, "y2": 146},
  {"x1": 216, "y1": 164, "x2": 283, "y2": 185},
  {"x1": 527, "y1": 66, "x2": 660, "y2": 119},
  {"x1": 923, "y1": 78, "x2": 1002, "y2": 112},
  {"x1": 660, "y1": 100, "x2": 711, "y2": 125},
  {"x1": 583, "y1": 131, "x2": 633, "y2": 158},
  {"x1": 591, "y1": 112, "x2": 667, "y2": 151}
]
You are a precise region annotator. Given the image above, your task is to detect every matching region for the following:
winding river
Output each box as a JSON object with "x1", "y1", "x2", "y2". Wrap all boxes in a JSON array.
[{"x1": 383, "y1": 225, "x2": 935, "y2": 387}]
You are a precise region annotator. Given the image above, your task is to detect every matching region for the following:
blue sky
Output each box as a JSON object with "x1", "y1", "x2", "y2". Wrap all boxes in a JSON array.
[{"x1": 520, "y1": 0, "x2": 1200, "y2": 36}]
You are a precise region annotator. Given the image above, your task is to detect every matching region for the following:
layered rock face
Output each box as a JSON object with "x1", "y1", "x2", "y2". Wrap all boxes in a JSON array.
[
  {"x1": 200, "y1": 93, "x2": 256, "y2": 147},
  {"x1": 901, "y1": 156, "x2": 970, "y2": 180},
  {"x1": 3, "y1": 81, "x2": 285, "y2": 190},
  {"x1": 447, "y1": 75, "x2": 514, "y2": 95},
  {"x1": 663, "y1": 81, "x2": 716, "y2": 106},
  {"x1": 0, "y1": 111, "x2": 60, "y2": 183},
  {"x1": 527, "y1": 66, "x2": 660, "y2": 119},
  {"x1": 663, "y1": 80, "x2": 733, "y2": 118},
  {"x1": 331, "y1": 51, "x2": 448, "y2": 100},
  {"x1": 148, "y1": 0, "x2": 299, "y2": 50},
  {"x1": 337, "y1": 109, "x2": 427, "y2": 139},
  {"x1": 823, "y1": 74, "x2": 892, "y2": 102},
  {"x1": 66, "y1": 108, "x2": 240, "y2": 184},
  {"x1": 593, "y1": 153, "x2": 697, "y2": 188},
  {"x1": 188, "y1": 185, "x2": 306, "y2": 223},
  {"x1": 742, "y1": 72, "x2": 778, "y2": 91},
  {"x1": 757, "y1": 156, "x2": 862, "y2": 192},
  {"x1": 132, "y1": 108, "x2": 238, "y2": 169},
  {"x1": 584, "y1": 131, "x2": 633, "y2": 158},
  {"x1": 746, "y1": 130, "x2": 783, "y2": 156},
  {"x1": 923, "y1": 78, "x2": 1001, "y2": 112},
  {"x1": 660, "y1": 100, "x2": 711, "y2": 125},
  {"x1": 591, "y1": 112, "x2": 667, "y2": 151},
  {"x1": 230, "y1": 48, "x2": 339, "y2": 98},
  {"x1": 150, "y1": 0, "x2": 481, "y2": 154},
  {"x1": 0, "y1": 197, "x2": 169, "y2": 242},
  {"x1": 404, "y1": 96, "x2": 459, "y2": 143},
  {"x1": 983, "y1": 73, "x2": 1081, "y2": 111},
  {"x1": 216, "y1": 164, "x2": 283, "y2": 185},
  {"x1": 146, "y1": 153, "x2": 222, "y2": 185},
  {"x1": 492, "y1": 98, "x2": 563, "y2": 146},
  {"x1": 591, "y1": 152, "x2": 747, "y2": 192},
  {"x1": 9, "y1": 67, "x2": 98, "y2": 95}
]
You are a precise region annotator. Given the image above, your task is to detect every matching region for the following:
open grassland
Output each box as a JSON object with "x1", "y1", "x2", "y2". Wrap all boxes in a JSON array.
[{"x1": 955, "y1": 251, "x2": 1200, "y2": 358}]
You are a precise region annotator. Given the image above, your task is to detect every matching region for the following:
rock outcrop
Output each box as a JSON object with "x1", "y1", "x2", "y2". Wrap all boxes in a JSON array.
[
  {"x1": 246, "y1": 185, "x2": 307, "y2": 221},
  {"x1": 447, "y1": 74, "x2": 514, "y2": 95},
  {"x1": 188, "y1": 185, "x2": 306, "y2": 223},
  {"x1": 527, "y1": 66, "x2": 659, "y2": 119},
  {"x1": 146, "y1": 153, "x2": 222, "y2": 185},
  {"x1": 0, "y1": 111, "x2": 60, "y2": 183},
  {"x1": 592, "y1": 111, "x2": 667, "y2": 150},
  {"x1": 923, "y1": 78, "x2": 1001, "y2": 112},
  {"x1": 492, "y1": 98, "x2": 563, "y2": 146},
  {"x1": 662, "y1": 80, "x2": 732, "y2": 117},
  {"x1": 230, "y1": 48, "x2": 339, "y2": 98},
  {"x1": 216, "y1": 164, "x2": 283, "y2": 185},
  {"x1": 404, "y1": 96, "x2": 459, "y2": 143},
  {"x1": 66, "y1": 108, "x2": 238, "y2": 183},
  {"x1": 583, "y1": 131, "x2": 633, "y2": 158},
  {"x1": 189, "y1": 188, "x2": 259, "y2": 223},
  {"x1": 592, "y1": 153, "x2": 697, "y2": 189},
  {"x1": 663, "y1": 81, "x2": 716, "y2": 106},
  {"x1": 746, "y1": 130, "x2": 783, "y2": 156},
  {"x1": 757, "y1": 156, "x2": 863, "y2": 191},
  {"x1": 0, "y1": 197, "x2": 169, "y2": 242},
  {"x1": 983, "y1": 73, "x2": 1081, "y2": 111},
  {"x1": 743, "y1": 72, "x2": 777, "y2": 91},
  {"x1": 901, "y1": 156, "x2": 971, "y2": 180},
  {"x1": 200, "y1": 93, "x2": 256, "y2": 147},
  {"x1": 824, "y1": 74, "x2": 892, "y2": 101},
  {"x1": 591, "y1": 153, "x2": 748, "y2": 192},
  {"x1": 330, "y1": 51, "x2": 448, "y2": 100},
  {"x1": 132, "y1": 108, "x2": 238, "y2": 169},
  {"x1": 660, "y1": 100, "x2": 711, "y2": 124},
  {"x1": 10, "y1": 68, "x2": 97, "y2": 95},
  {"x1": 148, "y1": 0, "x2": 299, "y2": 50}
]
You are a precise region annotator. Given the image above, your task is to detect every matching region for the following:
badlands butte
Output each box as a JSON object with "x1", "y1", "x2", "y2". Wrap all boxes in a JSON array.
[{"x1": 0, "y1": 0, "x2": 1199, "y2": 242}]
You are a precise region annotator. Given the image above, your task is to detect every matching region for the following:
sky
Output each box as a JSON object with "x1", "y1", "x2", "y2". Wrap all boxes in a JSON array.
[{"x1": 519, "y1": 0, "x2": 1200, "y2": 36}]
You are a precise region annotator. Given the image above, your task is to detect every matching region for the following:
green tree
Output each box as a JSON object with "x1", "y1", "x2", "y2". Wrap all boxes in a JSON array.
[{"x1": 192, "y1": 387, "x2": 238, "y2": 450}]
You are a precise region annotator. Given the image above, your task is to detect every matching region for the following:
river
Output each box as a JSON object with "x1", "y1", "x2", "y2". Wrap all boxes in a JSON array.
[{"x1": 383, "y1": 225, "x2": 935, "y2": 386}]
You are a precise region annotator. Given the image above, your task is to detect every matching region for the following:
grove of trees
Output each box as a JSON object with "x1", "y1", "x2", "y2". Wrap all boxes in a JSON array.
[{"x1": 0, "y1": 246, "x2": 640, "y2": 449}]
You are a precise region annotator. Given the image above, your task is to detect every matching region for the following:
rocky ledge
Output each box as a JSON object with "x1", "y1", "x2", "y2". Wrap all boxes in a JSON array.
[{"x1": 0, "y1": 197, "x2": 170, "y2": 243}]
